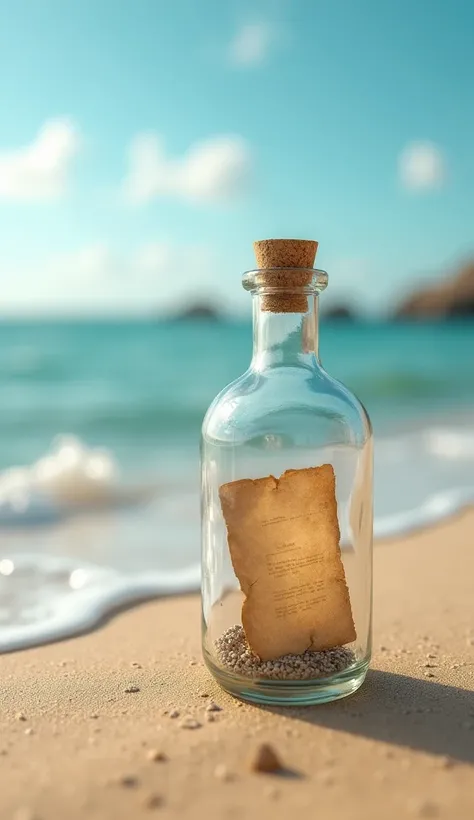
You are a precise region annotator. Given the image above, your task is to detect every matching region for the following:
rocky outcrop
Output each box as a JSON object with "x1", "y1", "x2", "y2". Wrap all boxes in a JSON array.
[
  {"x1": 174, "y1": 303, "x2": 220, "y2": 321},
  {"x1": 396, "y1": 261, "x2": 474, "y2": 319},
  {"x1": 321, "y1": 304, "x2": 356, "y2": 320}
]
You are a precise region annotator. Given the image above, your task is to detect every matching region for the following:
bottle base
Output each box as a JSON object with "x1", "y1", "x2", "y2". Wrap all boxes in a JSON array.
[{"x1": 204, "y1": 655, "x2": 369, "y2": 707}]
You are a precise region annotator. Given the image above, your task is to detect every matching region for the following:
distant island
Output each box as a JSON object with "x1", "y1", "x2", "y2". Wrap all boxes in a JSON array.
[
  {"x1": 321, "y1": 305, "x2": 356, "y2": 321},
  {"x1": 165, "y1": 260, "x2": 474, "y2": 323},
  {"x1": 395, "y1": 260, "x2": 474, "y2": 320},
  {"x1": 173, "y1": 303, "x2": 221, "y2": 321}
]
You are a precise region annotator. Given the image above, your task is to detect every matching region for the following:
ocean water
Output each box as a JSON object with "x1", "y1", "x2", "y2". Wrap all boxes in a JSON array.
[{"x1": 1, "y1": 318, "x2": 474, "y2": 651}]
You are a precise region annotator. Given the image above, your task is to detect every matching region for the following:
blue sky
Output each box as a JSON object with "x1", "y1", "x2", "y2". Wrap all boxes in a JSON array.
[{"x1": 0, "y1": 0, "x2": 473, "y2": 315}]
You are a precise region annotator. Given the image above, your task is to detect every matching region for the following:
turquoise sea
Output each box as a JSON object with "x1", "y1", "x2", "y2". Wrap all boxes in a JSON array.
[
  {"x1": 0, "y1": 318, "x2": 473, "y2": 464},
  {"x1": 0, "y1": 318, "x2": 473, "y2": 651}
]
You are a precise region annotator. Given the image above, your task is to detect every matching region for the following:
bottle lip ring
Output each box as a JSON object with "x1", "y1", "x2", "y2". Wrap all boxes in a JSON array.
[{"x1": 242, "y1": 268, "x2": 328, "y2": 294}]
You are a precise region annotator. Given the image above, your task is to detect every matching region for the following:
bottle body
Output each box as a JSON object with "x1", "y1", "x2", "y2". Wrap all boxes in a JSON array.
[{"x1": 201, "y1": 278, "x2": 373, "y2": 705}]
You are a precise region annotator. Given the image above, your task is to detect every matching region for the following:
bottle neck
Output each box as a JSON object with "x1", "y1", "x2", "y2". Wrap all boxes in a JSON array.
[{"x1": 251, "y1": 294, "x2": 320, "y2": 371}]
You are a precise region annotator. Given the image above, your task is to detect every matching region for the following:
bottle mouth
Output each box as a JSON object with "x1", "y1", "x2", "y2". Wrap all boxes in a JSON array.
[{"x1": 242, "y1": 268, "x2": 328, "y2": 294}]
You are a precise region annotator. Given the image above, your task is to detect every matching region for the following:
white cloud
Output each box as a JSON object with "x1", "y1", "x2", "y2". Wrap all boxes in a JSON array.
[
  {"x1": 399, "y1": 141, "x2": 446, "y2": 191},
  {"x1": 0, "y1": 119, "x2": 80, "y2": 201},
  {"x1": 48, "y1": 244, "x2": 116, "y2": 281},
  {"x1": 0, "y1": 241, "x2": 223, "y2": 315},
  {"x1": 228, "y1": 22, "x2": 276, "y2": 67},
  {"x1": 123, "y1": 133, "x2": 252, "y2": 205}
]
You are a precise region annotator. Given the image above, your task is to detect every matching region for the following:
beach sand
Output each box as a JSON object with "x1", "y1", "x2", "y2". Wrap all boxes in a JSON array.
[{"x1": 1, "y1": 511, "x2": 474, "y2": 820}]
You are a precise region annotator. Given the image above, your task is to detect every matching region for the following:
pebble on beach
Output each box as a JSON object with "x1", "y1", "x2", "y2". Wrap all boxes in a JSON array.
[
  {"x1": 179, "y1": 718, "x2": 202, "y2": 730},
  {"x1": 249, "y1": 743, "x2": 284, "y2": 774},
  {"x1": 215, "y1": 625, "x2": 355, "y2": 680},
  {"x1": 438, "y1": 756, "x2": 457, "y2": 769},
  {"x1": 143, "y1": 793, "x2": 164, "y2": 810},
  {"x1": 147, "y1": 749, "x2": 167, "y2": 762},
  {"x1": 214, "y1": 764, "x2": 234, "y2": 782},
  {"x1": 411, "y1": 799, "x2": 440, "y2": 817},
  {"x1": 118, "y1": 775, "x2": 139, "y2": 788},
  {"x1": 124, "y1": 685, "x2": 140, "y2": 693}
]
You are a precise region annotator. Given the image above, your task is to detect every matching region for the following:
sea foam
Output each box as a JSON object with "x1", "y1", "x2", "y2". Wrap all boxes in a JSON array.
[{"x1": 0, "y1": 435, "x2": 149, "y2": 527}]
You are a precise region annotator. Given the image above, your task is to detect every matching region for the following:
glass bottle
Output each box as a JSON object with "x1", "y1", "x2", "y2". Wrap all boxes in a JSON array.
[{"x1": 201, "y1": 239, "x2": 373, "y2": 705}]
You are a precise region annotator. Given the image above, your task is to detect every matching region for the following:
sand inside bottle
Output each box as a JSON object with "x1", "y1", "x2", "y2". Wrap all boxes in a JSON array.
[{"x1": 215, "y1": 625, "x2": 355, "y2": 681}]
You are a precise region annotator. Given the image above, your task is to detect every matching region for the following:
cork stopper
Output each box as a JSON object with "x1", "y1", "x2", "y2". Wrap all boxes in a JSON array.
[{"x1": 253, "y1": 239, "x2": 319, "y2": 313}]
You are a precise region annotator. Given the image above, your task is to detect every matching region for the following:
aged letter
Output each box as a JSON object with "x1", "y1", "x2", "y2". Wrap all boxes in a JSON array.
[{"x1": 219, "y1": 465, "x2": 356, "y2": 660}]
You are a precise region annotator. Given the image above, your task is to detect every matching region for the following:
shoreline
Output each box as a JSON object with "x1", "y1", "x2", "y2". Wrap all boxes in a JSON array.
[
  {"x1": 2, "y1": 494, "x2": 474, "y2": 655},
  {"x1": 1, "y1": 510, "x2": 473, "y2": 818}
]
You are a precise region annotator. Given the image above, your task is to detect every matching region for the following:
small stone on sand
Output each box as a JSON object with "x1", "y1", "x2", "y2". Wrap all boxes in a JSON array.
[
  {"x1": 147, "y1": 749, "x2": 167, "y2": 762},
  {"x1": 118, "y1": 775, "x2": 139, "y2": 788},
  {"x1": 206, "y1": 713, "x2": 216, "y2": 723},
  {"x1": 206, "y1": 702, "x2": 222, "y2": 713},
  {"x1": 249, "y1": 743, "x2": 283, "y2": 774},
  {"x1": 412, "y1": 799, "x2": 440, "y2": 817},
  {"x1": 214, "y1": 764, "x2": 233, "y2": 781},
  {"x1": 169, "y1": 709, "x2": 180, "y2": 719},
  {"x1": 15, "y1": 712, "x2": 27, "y2": 722},
  {"x1": 131, "y1": 662, "x2": 142, "y2": 668},
  {"x1": 200, "y1": 693, "x2": 209, "y2": 698},
  {"x1": 124, "y1": 685, "x2": 140, "y2": 693},
  {"x1": 24, "y1": 728, "x2": 34, "y2": 736},
  {"x1": 438, "y1": 756, "x2": 456, "y2": 769},
  {"x1": 179, "y1": 718, "x2": 202, "y2": 730},
  {"x1": 144, "y1": 793, "x2": 164, "y2": 810}
]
